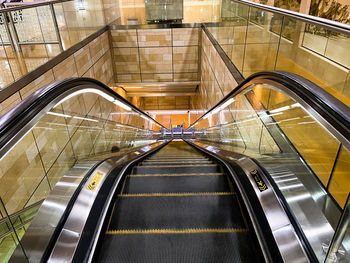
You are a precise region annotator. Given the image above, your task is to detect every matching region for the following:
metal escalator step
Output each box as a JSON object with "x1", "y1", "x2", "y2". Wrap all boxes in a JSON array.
[
  {"x1": 122, "y1": 175, "x2": 230, "y2": 193},
  {"x1": 106, "y1": 228, "x2": 247, "y2": 234},
  {"x1": 140, "y1": 162, "x2": 213, "y2": 166},
  {"x1": 142, "y1": 160, "x2": 213, "y2": 165},
  {"x1": 107, "y1": 194, "x2": 246, "y2": 231},
  {"x1": 148, "y1": 157, "x2": 206, "y2": 160},
  {"x1": 133, "y1": 164, "x2": 220, "y2": 174},
  {"x1": 148, "y1": 155, "x2": 206, "y2": 158},
  {"x1": 128, "y1": 173, "x2": 224, "y2": 177},
  {"x1": 98, "y1": 232, "x2": 262, "y2": 263}
]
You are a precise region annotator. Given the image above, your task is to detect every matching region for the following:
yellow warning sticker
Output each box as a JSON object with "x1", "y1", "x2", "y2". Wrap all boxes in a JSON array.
[
  {"x1": 251, "y1": 170, "x2": 268, "y2": 192},
  {"x1": 86, "y1": 171, "x2": 105, "y2": 191}
]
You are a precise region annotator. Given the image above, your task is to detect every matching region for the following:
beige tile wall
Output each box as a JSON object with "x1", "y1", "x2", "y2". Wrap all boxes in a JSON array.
[
  {"x1": 0, "y1": 31, "x2": 114, "y2": 117},
  {"x1": 111, "y1": 27, "x2": 200, "y2": 83},
  {"x1": 192, "y1": 29, "x2": 238, "y2": 111}
]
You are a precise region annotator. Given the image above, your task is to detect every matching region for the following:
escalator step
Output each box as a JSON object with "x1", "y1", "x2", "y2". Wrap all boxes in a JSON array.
[
  {"x1": 141, "y1": 161, "x2": 213, "y2": 165},
  {"x1": 107, "y1": 194, "x2": 246, "y2": 230},
  {"x1": 122, "y1": 174, "x2": 230, "y2": 193},
  {"x1": 148, "y1": 155, "x2": 206, "y2": 159},
  {"x1": 144, "y1": 158, "x2": 208, "y2": 162},
  {"x1": 139, "y1": 161, "x2": 214, "y2": 166},
  {"x1": 98, "y1": 232, "x2": 263, "y2": 263},
  {"x1": 133, "y1": 164, "x2": 220, "y2": 174}
]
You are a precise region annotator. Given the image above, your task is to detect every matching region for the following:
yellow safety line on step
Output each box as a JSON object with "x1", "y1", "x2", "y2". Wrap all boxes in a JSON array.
[
  {"x1": 144, "y1": 160, "x2": 210, "y2": 163},
  {"x1": 149, "y1": 157, "x2": 206, "y2": 159},
  {"x1": 118, "y1": 192, "x2": 235, "y2": 197},
  {"x1": 128, "y1": 173, "x2": 223, "y2": 177},
  {"x1": 106, "y1": 228, "x2": 249, "y2": 235},
  {"x1": 138, "y1": 164, "x2": 217, "y2": 168}
]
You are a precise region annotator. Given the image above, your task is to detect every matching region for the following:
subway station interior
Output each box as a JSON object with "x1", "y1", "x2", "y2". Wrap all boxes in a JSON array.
[{"x1": 0, "y1": 0, "x2": 349, "y2": 262}]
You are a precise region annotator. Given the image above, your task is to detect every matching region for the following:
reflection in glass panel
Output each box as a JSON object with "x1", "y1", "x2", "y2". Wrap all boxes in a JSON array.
[
  {"x1": 325, "y1": 33, "x2": 350, "y2": 69},
  {"x1": 0, "y1": 232, "x2": 19, "y2": 263},
  {"x1": 0, "y1": 87, "x2": 161, "y2": 258},
  {"x1": 276, "y1": 19, "x2": 350, "y2": 107},
  {"x1": 0, "y1": 198, "x2": 22, "y2": 263},
  {"x1": 12, "y1": 8, "x2": 43, "y2": 42},
  {"x1": 36, "y1": 5, "x2": 57, "y2": 42},
  {"x1": 266, "y1": 88, "x2": 340, "y2": 187},
  {"x1": 0, "y1": 131, "x2": 46, "y2": 215},
  {"x1": 192, "y1": 82, "x2": 344, "y2": 261},
  {"x1": 145, "y1": 0, "x2": 183, "y2": 22},
  {"x1": 329, "y1": 146, "x2": 350, "y2": 208},
  {"x1": 302, "y1": 24, "x2": 329, "y2": 55},
  {"x1": 0, "y1": 38, "x2": 15, "y2": 89},
  {"x1": 243, "y1": 8, "x2": 282, "y2": 77},
  {"x1": 326, "y1": 196, "x2": 350, "y2": 263},
  {"x1": 32, "y1": 105, "x2": 71, "y2": 171},
  {"x1": 53, "y1": 3, "x2": 70, "y2": 50}
]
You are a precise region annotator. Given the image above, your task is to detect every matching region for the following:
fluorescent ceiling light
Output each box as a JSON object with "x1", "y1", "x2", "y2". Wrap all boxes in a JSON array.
[
  {"x1": 54, "y1": 88, "x2": 115, "y2": 107},
  {"x1": 219, "y1": 98, "x2": 235, "y2": 110},
  {"x1": 47, "y1": 112, "x2": 71, "y2": 118},
  {"x1": 73, "y1": 116, "x2": 98, "y2": 122},
  {"x1": 269, "y1": 103, "x2": 300, "y2": 114},
  {"x1": 298, "y1": 121, "x2": 316, "y2": 125},
  {"x1": 114, "y1": 100, "x2": 132, "y2": 111},
  {"x1": 140, "y1": 115, "x2": 151, "y2": 121},
  {"x1": 53, "y1": 88, "x2": 132, "y2": 112}
]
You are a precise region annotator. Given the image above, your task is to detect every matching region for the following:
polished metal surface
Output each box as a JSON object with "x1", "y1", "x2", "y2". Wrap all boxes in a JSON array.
[
  {"x1": 10, "y1": 160, "x2": 98, "y2": 262},
  {"x1": 261, "y1": 162, "x2": 335, "y2": 262},
  {"x1": 189, "y1": 140, "x2": 311, "y2": 263},
  {"x1": 48, "y1": 142, "x2": 165, "y2": 263},
  {"x1": 232, "y1": 0, "x2": 350, "y2": 35}
]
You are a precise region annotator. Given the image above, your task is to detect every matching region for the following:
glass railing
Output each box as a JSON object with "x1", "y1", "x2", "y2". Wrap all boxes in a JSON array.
[
  {"x1": 0, "y1": 201, "x2": 41, "y2": 262},
  {"x1": 0, "y1": 0, "x2": 106, "y2": 90},
  {"x1": 0, "y1": 79, "x2": 163, "y2": 262},
  {"x1": 207, "y1": 0, "x2": 350, "y2": 107},
  {"x1": 189, "y1": 73, "x2": 350, "y2": 262},
  {"x1": 326, "y1": 196, "x2": 350, "y2": 263}
]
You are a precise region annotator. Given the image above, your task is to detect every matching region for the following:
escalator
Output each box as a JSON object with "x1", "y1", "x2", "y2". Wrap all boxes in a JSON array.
[
  {"x1": 0, "y1": 71, "x2": 349, "y2": 262},
  {"x1": 97, "y1": 141, "x2": 263, "y2": 262}
]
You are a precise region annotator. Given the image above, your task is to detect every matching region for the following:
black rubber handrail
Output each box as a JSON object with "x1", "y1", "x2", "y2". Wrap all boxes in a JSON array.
[
  {"x1": 188, "y1": 71, "x2": 350, "y2": 147},
  {"x1": 0, "y1": 77, "x2": 167, "y2": 157}
]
